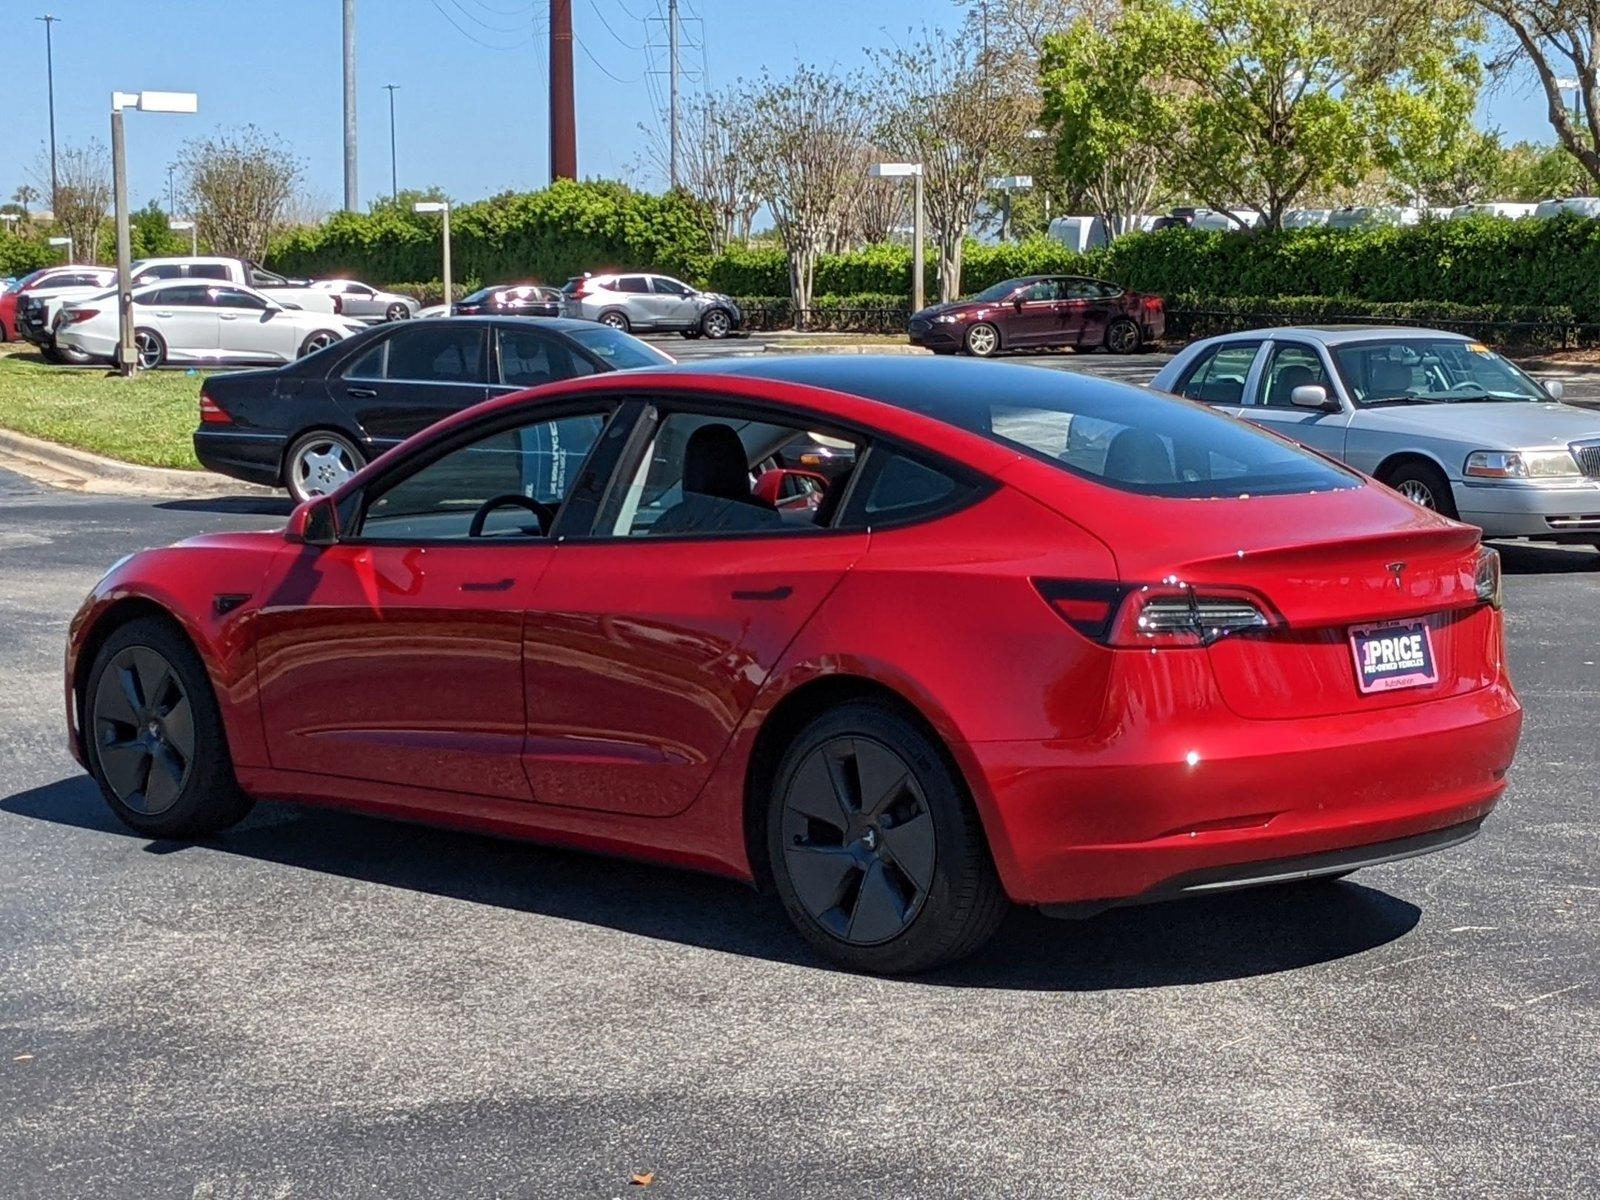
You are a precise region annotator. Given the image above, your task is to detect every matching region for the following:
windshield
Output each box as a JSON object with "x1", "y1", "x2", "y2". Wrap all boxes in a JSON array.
[
  {"x1": 968, "y1": 278, "x2": 1029, "y2": 304},
  {"x1": 1334, "y1": 339, "x2": 1548, "y2": 406},
  {"x1": 567, "y1": 325, "x2": 675, "y2": 369}
]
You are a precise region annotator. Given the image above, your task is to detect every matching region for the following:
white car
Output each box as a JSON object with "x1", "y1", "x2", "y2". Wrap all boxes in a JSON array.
[
  {"x1": 57, "y1": 281, "x2": 365, "y2": 369},
  {"x1": 1532, "y1": 197, "x2": 1600, "y2": 220},
  {"x1": 309, "y1": 279, "x2": 420, "y2": 323}
]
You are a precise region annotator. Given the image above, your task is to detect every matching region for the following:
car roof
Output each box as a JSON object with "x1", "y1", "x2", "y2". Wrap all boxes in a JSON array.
[
  {"x1": 1199, "y1": 325, "x2": 1475, "y2": 347},
  {"x1": 425, "y1": 315, "x2": 599, "y2": 334}
]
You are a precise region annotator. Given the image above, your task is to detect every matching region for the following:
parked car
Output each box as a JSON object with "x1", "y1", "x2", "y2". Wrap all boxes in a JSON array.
[
  {"x1": 55, "y1": 281, "x2": 365, "y2": 370},
  {"x1": 194, "y1": 316, "x2": 674, "y2": 502},
  {"x1": 562, "y1": 272, "x2": 742, "y2": 339},
  {"x1": 1283, "y1": 208, "x2": 1333, "y2": 229},
  {"x1": 70, "y1": 355, "x2": 1520, "y2": 974},
  {"x1": 310, "y1": 279, "x2": 420, "y2": 323},
  {"x1": 113, "y1": 257, "x2": 341, "y2": 313},
  {"x1": 1327, "y1": 206, "x2": 1422, "y2": 229},
  {"x1": 1450, "y1": 203, "x2": 1536, "y2": 221},
  {"x1": 907, "y1": 275, "x2": 1164, "y2": 357},
  {"x1": 4, "y1": 265, "x2": 117, "y2": 358},
  {"x1": 1532, "y1": 197, "x2": 1600, "y2": 219},
  {"x1": 1152, "y1": 326, "x2": 1600, "y2": 543},
  {"x1": 454, "y1": 284, "x2": 563, "y2": 318}
]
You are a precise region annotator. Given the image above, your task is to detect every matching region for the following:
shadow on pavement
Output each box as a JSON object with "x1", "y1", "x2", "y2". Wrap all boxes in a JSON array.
[
  {"x1": 156, "y1": 495, "x2": 293, "y2": 517},
  {"x1": 4, "y1": 775, "x2": 1420, "y2": 991},
  {"x1": 1494, "y1": 540, "x2": 1600, "y2": 575}
]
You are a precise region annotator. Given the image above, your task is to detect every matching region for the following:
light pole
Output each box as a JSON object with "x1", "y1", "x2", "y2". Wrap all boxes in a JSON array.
[
  {"x1": 871, "y1": 162, "x2": 925, "y2": 313},
  {"x1": 37, "y1": 15, "x2": 60, "y2": 214},
  {"x1": 989, "y1": 175, "x2": 1033, "y2": 242},
  {"x1": 111, "y1": 90, "x2": 198, "y2": 376},
  {"x1": 169, "y1": 219, "x2": 197, "y2": 256},
  {"x1": 1024, "y1": 128, "x2": 1052, "y2": 225},
  {"x1": 383, "y1": 83, "x2": 400, "y2": 201},
  {"x1": 1556, "y1": 77, "x2": 1585, "y2": 124},
  {"x1": 47, "y1": 235, "x2": 72, "y2": 261},
  {"x1": 414, "y1": 201, "x2": 451, "y2": 309}
]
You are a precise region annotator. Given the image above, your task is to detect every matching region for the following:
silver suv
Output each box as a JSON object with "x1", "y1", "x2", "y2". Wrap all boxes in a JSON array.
[{"x1": 562, "y1": 272, "x2": 742, "y2": 340}]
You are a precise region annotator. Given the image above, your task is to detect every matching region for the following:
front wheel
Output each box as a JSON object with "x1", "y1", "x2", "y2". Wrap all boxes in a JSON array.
[
  {"x1": 767, "y1": 701, "x2": 1007, "y2": 974},
  {"x1": 1104, "y1": 318, "x2": 1141, "y2": 355},
  {"x1": 384, "y1": 303, "x2": 411, "y2": 322},
  {"x1": 701, "y1": 308, "x2": 733, "y2": 339},
  {"x1": 963, "y1": 322, "x2": 1000, "y2": 358},
  {"x1": 1381, "y1": 460, "x2": 1458, "y2": 519},
  {"x1": 84, "y1": 616, "x2": 253, "y2": 839},
  {"x1": 284, "y1": 429, "x2": 366, "y2": 503}
]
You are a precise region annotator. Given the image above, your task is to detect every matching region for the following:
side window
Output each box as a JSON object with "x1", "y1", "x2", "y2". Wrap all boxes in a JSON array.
[
  {"x1": 150, "y1": 285, "x2": 214, "y2": 307},
  {"x1": 187, "y1": 264, "x2": 232, "y2": 281},
  {"x1": 1019, "y1": 281, "x2": 1059, "y2": 302},
  {"x1": 1260, "y1": 343, "x2": 1332, "y2": 408},
  {"x1": 496, "y1": 327, "x2": 582, "y2": 388},
  {"x1": 603, "y1": 410, "x2": 860, "y2": 538},
  {"x1": 385, "y1": 325, "x2": 487, "y2": 384},
  {"x1": 135, "y1": 264, "x2": 184, "y2": 283},
  {"x1": 1174, "y1": 342, "x2": 1262, "y2": 406},
  {"x1": 860, "y1": 451, "x2": 966, "y2": 523},
  {"x1": 651, "y1": 277, "x2": 692, "y2": 296},
  {"x1": 1062, "y1": 279, "x2": 1100, "y2": 300},
  {"x1": 358, "y1": 411, "x2": 610, "y2": 541},
  {"x1": 210, "y1": 287, "x2": 269, "y2": 310},
  {"x1": 615, "y1": 276, "x2": 650, "y2": 294},
  {"x1": 248, "y1": 265, "x2": 289, "y2": 287},
  {"x1": 343, "y1": 339, "x2": 387, "y2": 380}
]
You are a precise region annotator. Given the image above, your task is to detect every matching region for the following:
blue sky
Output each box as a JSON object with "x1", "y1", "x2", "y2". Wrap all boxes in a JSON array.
[{"x1": 0, "y1": 0, "x2": 1560, "y2": 216}]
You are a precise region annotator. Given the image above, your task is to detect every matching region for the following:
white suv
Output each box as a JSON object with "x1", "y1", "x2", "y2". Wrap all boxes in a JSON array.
[{"x1": 562, "y1": 272, "x2": 741, "y2": 339}]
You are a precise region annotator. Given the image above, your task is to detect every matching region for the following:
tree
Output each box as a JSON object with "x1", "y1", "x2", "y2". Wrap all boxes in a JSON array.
[
  {"x1": 131, "y1": 200, "x2": 189, "y2": 258},
  {"x1": 1474, "y1": 1, "x2": 1599, "y2": 188},
  {"x1": 12, "y1": 184, "x2": 41, "y2": 217},
  {"x1": 741, "y1": 66, "x2": 872, "y2": 321},
  {"x1": 642, "y1": 91, "x2": 762, "y2": 253},
  {"x1": 35, "y1": 141, "x2": 112, "y2": 262},
  {"x1": 1055, "y1": 0, "x2": 1486, "y2": 230},
  {"x1": 874, "y1": 29, "x2": 1032, "y2": 298},
  {"x1": 179, "y1": 126, "x2": 303, "y2": 261}
]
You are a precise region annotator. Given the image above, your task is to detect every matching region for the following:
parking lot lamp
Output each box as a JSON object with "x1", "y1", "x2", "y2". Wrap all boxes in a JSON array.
[
  {"x1": 870, "y1": 162, "x2": 924, "y2": 314},
  {"x1": 111, "y1": 89, "x2": 198, "y2": 376},
  {"x1": 989, "y1": 175, "x2": 1034, "y2": 242},
  {"x1": 413, "y1": 201, "x2": 452, "y2": 310},
  {"x1": 47, "y1": 235, "x2": 73, "y2": 261},
  {"x1": 168, "y1": 218, "x2": 197, "y2": 256}
]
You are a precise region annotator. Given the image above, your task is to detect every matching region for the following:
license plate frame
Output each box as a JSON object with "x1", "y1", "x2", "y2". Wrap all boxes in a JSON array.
[{"x1": 1349, "y1": 617, "x2": 1439, "y2": 695}]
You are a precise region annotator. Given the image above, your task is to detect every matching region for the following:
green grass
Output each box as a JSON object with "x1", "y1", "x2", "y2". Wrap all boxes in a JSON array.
[{"x1": 0, "y1": 344, "x2": 207, "y2": 469}]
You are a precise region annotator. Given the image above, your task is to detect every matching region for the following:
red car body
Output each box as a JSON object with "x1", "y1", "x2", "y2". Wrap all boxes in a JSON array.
[
  {"x1": 907, "y1": 274, "x2": 1165, "y2": 357},
  {"x1": 65, "y1": 359, "x2": 1519, "y2": 936}
]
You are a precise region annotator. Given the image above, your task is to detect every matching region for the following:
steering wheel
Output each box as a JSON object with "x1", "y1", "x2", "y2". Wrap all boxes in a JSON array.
[{"x1": 467, "y1": 493, "x2": 556, "y2": 538}]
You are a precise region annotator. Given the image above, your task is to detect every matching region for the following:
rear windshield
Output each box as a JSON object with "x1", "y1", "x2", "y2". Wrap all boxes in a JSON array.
[{"x1": 567, "y1": 325, "x2": 674, "y2": 370}]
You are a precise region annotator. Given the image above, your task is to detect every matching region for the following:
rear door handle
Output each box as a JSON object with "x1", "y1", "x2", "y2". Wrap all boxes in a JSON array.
[
  {"x1": 220, "y1": 314, "x2": 238, "y2": 321},
  {"x1": 346, "y1": 387, "x2": 378, "y2": 399},
  {"x1": 732, "y1": 585, "x2": 792, "y2": 601},
  {"x1": 461, "y1": 578, "x2": 515, "y2": 592}
]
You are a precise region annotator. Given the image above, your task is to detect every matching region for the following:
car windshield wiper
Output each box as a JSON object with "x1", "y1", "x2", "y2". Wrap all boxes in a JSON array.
[
  {"x1": 1361, "y1": 395, "x2": 1436, "y2": 407},
  {"x1": 1434, "y1": 387, "x2": 1536, "y2": 403}
]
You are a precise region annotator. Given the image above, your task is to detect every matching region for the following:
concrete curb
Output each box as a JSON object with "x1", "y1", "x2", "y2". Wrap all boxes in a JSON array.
[{"x1": 0, "y1": 428, "x2": 274, "y2": 497}]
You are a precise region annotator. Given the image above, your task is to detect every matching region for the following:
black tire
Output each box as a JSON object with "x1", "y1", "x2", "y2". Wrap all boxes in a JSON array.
[
  {"x1": 384, "y1": 302, "x2": 410, "y2": 322},
  {"x1": 0, "y1": 319, "x2": 10, "y2": 342},
  {"x1": 598, "y1": 310, "x2": 631, "y2": 332},
  {"x1": 40, "y1": 344, "x2": 67, "y2": 365},
  {"x1": 283, "y1": 428, "x2": 366, "y2": 502},
  {"x1": 680, "y1": 328, "x2": 702, "y2": 340},
  {"x1": 83, "y1": 616, "x2": 253, "y2": 839},
  {"x1": 963, "y1": 322, "x2": 1001, "y2": 358},
  {"x1": 766, "y1": 700, "x2": 1007, "y2": 974},
  {"x1": 1104, "y1": 317, "x2": 1142, "y2": 355},
  {"x1": 701, "y1": 308, "x2": 733, "y2": 339},
  {"x1": 298, "y1": 329, "x2": 343, "y2": 358},
  {"x1": 130, "y1": 328, "x2": 166, "y2": 369},
  {"x1": 1380, "y1": 459, "x2": 1458, "y2": 519}
]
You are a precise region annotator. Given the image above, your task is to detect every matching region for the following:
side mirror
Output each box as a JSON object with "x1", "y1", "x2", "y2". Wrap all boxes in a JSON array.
[
  {"x1": 285, "y1": 497, "x2": 340, "y2": 547},
  {"x1": 754, "y1": 467, "x2": 829, "y2": 509},
  {"x1": 1290, "y1": 384, "x2": 1339, "y2": 412},
  {"x1": 1540, "y1": 377, "x2": 1565, "y2": 401}
]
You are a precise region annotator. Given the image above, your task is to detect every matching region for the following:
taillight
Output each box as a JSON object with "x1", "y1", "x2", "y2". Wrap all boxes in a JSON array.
[
  {"x1": 572, "y1": 280, "x2": 592, "y2": 298},
  {"x1": 1474, "y1": 545, "x2": 1502, "y2": 609},
  {"x1": 1035, "y1": 579, "x2": 1277, "y2": 647},
  {"x1": 1143, "y1": 296, "x2": 1163, "y2": 311},
  {"x1": 199, "y1": 393, "x2": 232, "y2": 424},
  {"x1": 64, "y1": 308, "x2": 100, "y2": 324}
]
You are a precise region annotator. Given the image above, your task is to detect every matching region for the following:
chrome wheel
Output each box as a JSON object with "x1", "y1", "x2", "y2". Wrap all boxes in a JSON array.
[
  {"x1": 300, "y1": 330, "x2": 340, "y2": 357},
  {"x1": 599, "y1": 311, "x2": 629, "y2": 331},
  {"x1": 1396, "y1": 478, "x2": 1437, "y2": 508},
  {"x1": 702, "y1": 308, "x2": 731, "y2": 339},
  {"x1": 1106, "y1": 318, "x2": 1140, "y2": 354},
  {"x1": 385, "y1": 303, "x2": 410, "y2": 321},
  {"x1": 965, "y1": 323, "x2": 999, "y2": 357},
  {"x1": 780, "y1": 736, "x2": 937, "y2": 946},
  {"x1": 91, "y1": 645, "x2": 195, "y2": 816},
  {"x1": 288, "y1": 434, "x2": 361, "y2": 500},
  {"x1": 135, "y1": 329, "x2": 164, "y2": 369}
]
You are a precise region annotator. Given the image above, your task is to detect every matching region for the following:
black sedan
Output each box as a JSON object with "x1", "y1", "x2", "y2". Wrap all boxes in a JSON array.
[
  {"x1": 194, "y1": 317, "x2": 673, "y2": 502},
  {"x1": 453, "y1": 284, "x2": 563, "y2": 318}
]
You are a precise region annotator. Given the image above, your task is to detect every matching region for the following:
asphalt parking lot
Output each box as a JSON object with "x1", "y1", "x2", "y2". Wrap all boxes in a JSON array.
[{"x1": 0, "y1": 347, "x2": 1596, "y2": 1198}]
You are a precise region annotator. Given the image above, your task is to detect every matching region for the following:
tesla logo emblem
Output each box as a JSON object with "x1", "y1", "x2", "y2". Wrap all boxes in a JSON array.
[{"x1": 1387, "y1": 561, "x2": 1407, "y2": 591}]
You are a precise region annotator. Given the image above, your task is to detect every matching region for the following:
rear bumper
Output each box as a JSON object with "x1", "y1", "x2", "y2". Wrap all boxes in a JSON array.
[
  {"x1": 964, "y1": 680, "x2": 1521, "y2": 907},
  {"x1": 1456, "y1": 479, "x2": 1600, "y2": 538},
  {"x1": 193, "y1": 428, "x2": 286, "y2": 488}
]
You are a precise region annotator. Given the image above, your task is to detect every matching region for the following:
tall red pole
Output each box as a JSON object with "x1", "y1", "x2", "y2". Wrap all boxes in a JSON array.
[{"x1": 549, "y1": 0, "x2": 577, "y2": 180}]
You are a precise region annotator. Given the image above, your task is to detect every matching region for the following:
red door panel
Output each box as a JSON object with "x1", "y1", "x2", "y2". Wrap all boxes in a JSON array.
[
  {"x1": 522, "y1": 533, "x2": 869, "y2": 817},
  {"x1": 254, "y1": 542, "x2": 545, "y2": 799}
]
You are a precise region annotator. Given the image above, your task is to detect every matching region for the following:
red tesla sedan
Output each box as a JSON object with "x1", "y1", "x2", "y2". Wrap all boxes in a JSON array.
[{"x1": 65, "y1": 357, "x2": 1520, "y2": 973}]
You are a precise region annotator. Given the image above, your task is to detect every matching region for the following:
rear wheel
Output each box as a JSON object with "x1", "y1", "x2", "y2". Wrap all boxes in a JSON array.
[
  {"x1": 964, "y1": 322, "x2": 1000, "y2": 358},
  {"x1": 133, "y1": 328, "x2": 166, "y2": 370},
  {"x1": 384, "y1": 302, "x2": 410, "y2": 322},
  {"x1": 284, "y1": 429, "x2": 365, "y2": 503},
  {"x1": 298, "y1": 330, "x2": 342, "y2": 358},
  {"x1": 84, "y1": 617, "x2": 253, "y2": 839},
  {"x1": 599, "y1": 310, "x2": 631, "y2": 332},
  {"x1": 1380, "y1": 460, "x2": 1458, "y2": 519},
  {"x1": 767, "y1": 701, "x2": 1007, "y2": 974},
  {"x1": 1104, "y1": 317, "x2": 1141, "y2": 355}
]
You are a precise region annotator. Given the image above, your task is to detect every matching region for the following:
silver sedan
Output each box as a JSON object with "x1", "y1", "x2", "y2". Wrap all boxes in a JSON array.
[
  {"x1": 308, "y1": 279, "x2": 420, "y2": 324},
  {"x1": 1151, "y1": 326, "x2": 1600, "y2": 543}
]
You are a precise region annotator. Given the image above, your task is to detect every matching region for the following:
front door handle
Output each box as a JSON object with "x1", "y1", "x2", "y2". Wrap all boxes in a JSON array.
[
  {"x1": 461, "y1": 578, "x2": 515, "y2": 592},
  {"x1": 732, "y1": 585, "x2": 793, "y2": 601},
  {"x1": 346, "y1": 387, "x2": 378, "y2": 399}
]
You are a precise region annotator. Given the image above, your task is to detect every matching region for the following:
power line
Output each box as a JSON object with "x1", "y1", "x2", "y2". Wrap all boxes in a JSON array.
[
  {"x1": 429, "y1": 0, "x2": 535, "y2": 48},
  {"x1": 444, "y1": 0, "x2": 535, "y2": 35},
  {"x1": 575, "y1": 33, "x2": 641, "y2": 82},
  {"x1": 587, "y1": 0, "x2": 642, "y2": 50}
]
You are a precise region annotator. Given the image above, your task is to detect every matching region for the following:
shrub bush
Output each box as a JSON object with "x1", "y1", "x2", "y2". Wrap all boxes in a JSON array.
[{"x1": 0, "y1": 233, "x2": 58, "y2": 278}]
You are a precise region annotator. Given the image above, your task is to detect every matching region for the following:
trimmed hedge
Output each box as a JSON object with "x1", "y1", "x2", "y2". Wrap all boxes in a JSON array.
[
  {"x1": 268, "y1": 180, "x2": 711, "y2": 289},
  {"x1": 733, "y1": 294, "x2": 911, "y2": 334},
  {"x1": 1165, "y1": 294, "x2": 1590, "y2": 349}
]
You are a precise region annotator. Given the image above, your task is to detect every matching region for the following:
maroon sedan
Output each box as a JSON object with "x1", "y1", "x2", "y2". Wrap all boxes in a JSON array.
[{"x1": 908, "y1": 274, "x2": 1164, "y2": 357}]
